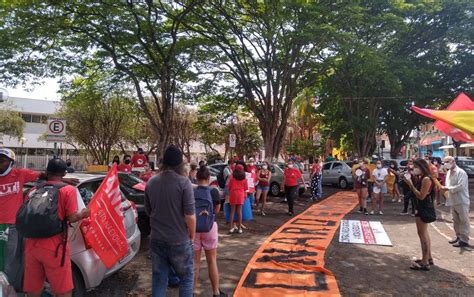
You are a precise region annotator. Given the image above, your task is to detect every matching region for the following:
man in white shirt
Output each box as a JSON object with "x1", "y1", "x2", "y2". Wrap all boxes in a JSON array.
[{"x1": 443, "y1": 156, "x2": 470, "y2": 248}]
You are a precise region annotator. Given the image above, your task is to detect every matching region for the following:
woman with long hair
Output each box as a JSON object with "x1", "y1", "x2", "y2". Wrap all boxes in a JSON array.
[
  {"x1": 353, "y1": 160, "x2": 370, "y2": 215},
  {"x1": 388, "y1": 160, "x2": 401, "y2": 203},
  {"x1": 255, "y1": 161, "x2": 271, "y2": 215},
  {"x1": 192, "y1": 165, "x2": 227, "y2": 297},
  {"x1": 404, "y1": 159, "x2": 436, "y2": 270},
  {"x1": 310, "y1": 158, "x2": 322, "y2": 201}
]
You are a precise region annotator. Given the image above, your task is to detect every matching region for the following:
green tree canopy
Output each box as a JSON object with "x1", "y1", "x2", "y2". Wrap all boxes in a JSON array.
[
  {"x1": 187, "y1": 1, "x2": 345, "y2": 159},
  {"x1": 1, "y1": 1, "x2": 201, "y2": 155},
  {"x1": 59, "y1": 76, "x2": 134, "y2": 165},
  {"x1": 0, "y1": 109, "x2": 24, "y2": 139}
]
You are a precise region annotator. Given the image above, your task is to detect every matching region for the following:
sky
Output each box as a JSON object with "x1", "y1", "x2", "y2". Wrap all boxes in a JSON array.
[{"x1": 1, "y1": 78, "x2": 60, "y2": 101}]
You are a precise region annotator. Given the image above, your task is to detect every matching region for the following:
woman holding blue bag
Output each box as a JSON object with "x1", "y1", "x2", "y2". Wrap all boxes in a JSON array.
[{"x1": 193, "y1": 165, "x2": 227, "y2": 297}]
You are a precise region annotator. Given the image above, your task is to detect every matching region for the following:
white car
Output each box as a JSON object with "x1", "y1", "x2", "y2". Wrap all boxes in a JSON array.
[{"x1": 24, "y1": 173, "x2": 141, "y2": 296}]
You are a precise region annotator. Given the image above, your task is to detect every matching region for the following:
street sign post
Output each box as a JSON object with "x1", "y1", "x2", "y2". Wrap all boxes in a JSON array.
[
  {"x1": 229, "y1": 134, "x2": 236, "y2": 148},
  {"x1": 46, "y1": 118, "x2": 66, "y2": 142},
  {"x1": 312, "y1": 133, "x2": 321, "y2": 146}
]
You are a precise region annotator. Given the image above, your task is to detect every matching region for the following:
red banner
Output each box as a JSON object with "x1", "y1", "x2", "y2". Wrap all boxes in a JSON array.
[{"x1": 80, "y1": 164, "x2": 128, "y2": 269}]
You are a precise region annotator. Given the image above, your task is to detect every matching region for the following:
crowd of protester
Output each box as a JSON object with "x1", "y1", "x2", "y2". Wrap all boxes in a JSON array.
[
  {"x1": 351, "y1": 150, "x2": 470, "y2": 271},
  {"x1": 0, "y1": 144, "x2": 471, "y2": 296}
]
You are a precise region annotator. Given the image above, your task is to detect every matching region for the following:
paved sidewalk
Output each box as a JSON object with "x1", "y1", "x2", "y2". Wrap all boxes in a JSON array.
[{"x1": 325, "y1": 183, "x2": 474, "y2": 296}]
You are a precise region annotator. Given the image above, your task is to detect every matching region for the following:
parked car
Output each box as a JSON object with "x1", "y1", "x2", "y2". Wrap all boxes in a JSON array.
[
  {"x1": 76, "y1": 172, "x2": 150, "y2": 236},
  {"x1": 456, "y1": 159, "x2": 474, "y2": 177},
  {"x1": 116, "y1": 172, "x2": 149, "y2": 236},
  {"x1": 209, "y1": 163, "x2": 229, "y2": 189},
  {"x1": 23, "y1": 173, "x2": 141, "y2": 297},
  {"x1": 321, "y1": 161, "x2": 353, "y2": 189},
  {"x1": 257, "y1": 163, "x2": 306, "y2": 196}
]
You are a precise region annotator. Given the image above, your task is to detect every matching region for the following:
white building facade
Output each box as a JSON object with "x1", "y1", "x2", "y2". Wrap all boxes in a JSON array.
[{"x1": 0, "y1": 96, "x2": 77, "y2": 154}]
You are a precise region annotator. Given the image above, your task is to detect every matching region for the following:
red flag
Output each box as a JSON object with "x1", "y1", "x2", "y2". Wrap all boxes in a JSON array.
[
  {"x1": 434, "y1": 92, "x2": 474, "y2": 142},
  {"x1": 80, "y1": 164, "x2": 128, "y2": 269}
]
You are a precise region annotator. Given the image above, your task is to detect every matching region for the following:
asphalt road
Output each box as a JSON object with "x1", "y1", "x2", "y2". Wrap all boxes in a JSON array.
[{"x1": 84, "y1": 180, "x2": 473, "y2": 296}]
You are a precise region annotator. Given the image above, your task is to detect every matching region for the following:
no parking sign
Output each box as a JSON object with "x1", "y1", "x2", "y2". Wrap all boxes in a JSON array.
[{"x1": 46, "y1": 118, "x2": 66, "y2": 142}]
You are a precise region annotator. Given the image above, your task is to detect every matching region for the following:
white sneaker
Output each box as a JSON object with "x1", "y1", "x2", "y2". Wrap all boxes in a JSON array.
[
  {"x1": 379, "y1": 211, "x2": 384, "y2": 215},
  {"x1": 229, "y1": 228, "x2": 236, "y2": 234},
  {"x1": 369, "y1": 210, "x2": 374, "y2": 215},
  {"x1": 238, "y1": 228, "x2": 243, "y2": 234}
]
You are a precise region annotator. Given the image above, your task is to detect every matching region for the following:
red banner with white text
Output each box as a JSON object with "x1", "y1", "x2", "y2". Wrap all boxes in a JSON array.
[{"x1": 80, "y1": 164, "x2": 128, "y2": 268}]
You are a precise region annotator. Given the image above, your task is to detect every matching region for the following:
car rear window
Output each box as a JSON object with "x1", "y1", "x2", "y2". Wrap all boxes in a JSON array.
[
  {"x1": 119, "y1": 173, "x2": 143, "y2": 188},
  {"x1": 78, "y1": 180, "x2": 103, "y2": 206}
]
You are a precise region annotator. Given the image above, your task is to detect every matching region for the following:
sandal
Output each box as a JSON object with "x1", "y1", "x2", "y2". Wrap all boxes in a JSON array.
[
  {"x1": 415, "y1": 258, "x2": 434, "y2": 265},
  {"x1": 410, "y1": 262, "x2": 430, "y2": 271}
]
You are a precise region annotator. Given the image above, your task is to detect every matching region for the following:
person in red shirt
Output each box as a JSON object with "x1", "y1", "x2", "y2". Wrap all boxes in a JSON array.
[
  {"x1": 228, "y1": 164, "x2": 248, "y2": 234},
  {"x1": 281, "y1": 160, "x2": 306, "y2": 216},
  {"x1": 23, "y1": 158, "x2": 90, "y2": 297},
  {"x1": 246, "y1": 158, "x2": 258, "y2": 176},
  {"x1": 139, "y1": 163, "x2": 154, "y2": 182},
  {"x1": 131, "y1": 148, "x2": 148, "y2": 169},
  {"x1": 0, "y1": 148, "x2": 78, "y2": 283},
  {"x1": 117, "y1": 155, "x2": 132, "y2": 172}
]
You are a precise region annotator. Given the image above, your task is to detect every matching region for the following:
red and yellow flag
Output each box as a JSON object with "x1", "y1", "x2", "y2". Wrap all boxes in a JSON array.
[{"x1": 412, "y1": 106, "x2": 474, "y2": 138}]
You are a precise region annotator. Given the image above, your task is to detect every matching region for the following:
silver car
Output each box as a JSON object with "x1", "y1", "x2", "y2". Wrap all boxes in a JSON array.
[
  {"x1": 321, "y1": 161, "x2": 353, "y2": 189},
  {"x1": 25, "y1": 173, "x2": 141, "y2": 296}
]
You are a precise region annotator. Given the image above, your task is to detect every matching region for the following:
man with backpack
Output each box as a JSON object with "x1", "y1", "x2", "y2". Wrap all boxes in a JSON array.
[
  {"x1": 17, "y1": 158, "x2": 90, "y2": 297},
  {"x1": 0, "y1": 148, "x2": 78, "y2": 289}
]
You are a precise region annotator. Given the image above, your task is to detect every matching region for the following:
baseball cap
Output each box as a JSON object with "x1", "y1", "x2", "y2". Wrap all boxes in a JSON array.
[{"x1": 0, "y1": 148, "x2": 15, "y2": 161}]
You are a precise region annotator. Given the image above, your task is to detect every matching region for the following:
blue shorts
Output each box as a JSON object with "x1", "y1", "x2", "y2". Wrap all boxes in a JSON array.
[{"x1": 256, "y1": 185, "x2": 270, "y2": 192}]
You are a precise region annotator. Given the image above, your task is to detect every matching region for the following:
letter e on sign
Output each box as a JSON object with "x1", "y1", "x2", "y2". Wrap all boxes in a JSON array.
[{"x1": 47, "y1": 118, "x2": 67, "y2": 142}]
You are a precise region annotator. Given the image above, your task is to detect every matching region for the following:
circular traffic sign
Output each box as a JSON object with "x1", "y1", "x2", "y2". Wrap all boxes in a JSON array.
[{"x1": 49, "y1": 120, "x2": 65, "y2": 134}]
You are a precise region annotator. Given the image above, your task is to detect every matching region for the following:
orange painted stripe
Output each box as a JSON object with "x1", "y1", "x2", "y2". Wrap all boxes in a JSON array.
[{"x1": 234, "y1": 191, "x2": 358, "y2": 297}]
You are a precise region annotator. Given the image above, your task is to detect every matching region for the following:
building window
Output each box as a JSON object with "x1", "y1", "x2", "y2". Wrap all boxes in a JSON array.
[
  {"x1": 31, "y1": 115, "x2": 41, "y2": 123},
  {"x1": 20, "y1": 113, "x2": 49, "y2": 123},
  {"x1": 21, "y1": 113, "x2": 32, "y2": 122}
]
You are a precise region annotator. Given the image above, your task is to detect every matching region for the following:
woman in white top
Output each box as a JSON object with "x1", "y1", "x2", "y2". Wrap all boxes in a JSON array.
[{"x1": 371, "y1": 160, "x2": 388, "y2": 215}]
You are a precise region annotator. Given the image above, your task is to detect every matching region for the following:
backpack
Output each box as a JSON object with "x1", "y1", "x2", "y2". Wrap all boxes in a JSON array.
[
  {"x1": 16, "y1": 183, "x2": 69, "y2": 266},
  {"x1": 194, "y1": 186, "x2": 215, "y2": 233}
]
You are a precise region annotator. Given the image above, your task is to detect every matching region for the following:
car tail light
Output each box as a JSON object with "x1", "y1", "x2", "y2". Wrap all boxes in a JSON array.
[{"x1": 129, "y1": 201, "x2": 138, "y2": 223}]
